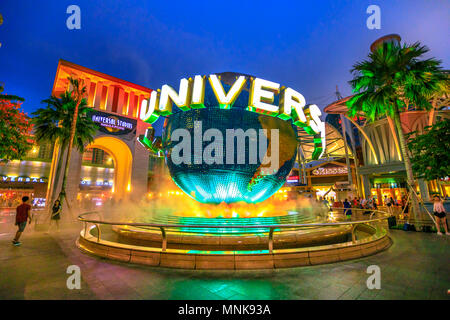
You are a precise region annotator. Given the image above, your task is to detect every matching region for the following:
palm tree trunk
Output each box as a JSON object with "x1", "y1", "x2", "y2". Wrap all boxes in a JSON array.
[
  {"x1": 47, "y1": 139, "x2": 67, "y2": 219},
  {"x1": 428, "y1": 97, "x2": 437, "y2": 126},
  {"x1": 391, "y1": 109, "x2": 421, "y2": 224},
  {"x1": 52, "y1": 139, "x2": 67, "y2": 202},
  {"x1": 58, "y1": 100, "x2": 80, "y2": 213}
]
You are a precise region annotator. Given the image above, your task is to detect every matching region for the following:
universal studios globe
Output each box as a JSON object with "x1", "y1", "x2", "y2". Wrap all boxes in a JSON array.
[{"x1": 161, "y1": 72, "x2": 298, "y2": 204}]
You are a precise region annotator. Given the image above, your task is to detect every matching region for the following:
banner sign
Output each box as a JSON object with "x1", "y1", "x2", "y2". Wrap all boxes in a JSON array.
[
  {"x1": 88, "y1": 110, "x2": 137, "y2": 136},
  {"x1": 312, "y1": 166, "x2": 348, "y2": 176},
  {"x1": 287, "y1": 175, "x2": 299, "y2": 183},
  {"x1": 0, "y1": 175, "x2": 47, "y2": 183}
]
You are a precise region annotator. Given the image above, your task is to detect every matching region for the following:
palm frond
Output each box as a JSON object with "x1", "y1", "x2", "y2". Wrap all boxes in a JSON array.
[
  {"x1": 32, "y1": 90, "x2": 97, "y2": 150},
  {"x1": 346, "y1": 40, "x2": 447, "y2": 120}
]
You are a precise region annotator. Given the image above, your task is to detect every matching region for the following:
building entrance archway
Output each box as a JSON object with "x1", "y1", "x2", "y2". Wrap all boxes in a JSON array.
[
  {"x1": 86, "y1": 136, "x2": 133, "y2": 200},
  {"x1": 45, "y1": 60, "x2": 152, "y2": 212}
]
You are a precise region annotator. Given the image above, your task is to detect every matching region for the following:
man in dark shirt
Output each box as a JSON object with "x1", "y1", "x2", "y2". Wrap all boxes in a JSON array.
[
  {"x1": 343, "y1": 198, "x2": 352, "y2": 219},
  {"x1": 13, "y1": 196, "x2": 32, "y2": 246}
]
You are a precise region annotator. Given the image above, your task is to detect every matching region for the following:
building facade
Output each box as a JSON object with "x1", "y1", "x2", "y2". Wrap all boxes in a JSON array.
[
  {"x1": 0, "y1": 60, "x2": 168, "y2": 209},
  {"x1": 0, "y1": 142, "x2": 53, "y2": 208}
]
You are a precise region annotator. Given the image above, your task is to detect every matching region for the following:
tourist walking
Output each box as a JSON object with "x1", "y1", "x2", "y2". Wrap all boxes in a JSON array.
[
  {"x1": 372, "y1": 197, "x2": 378, "y2": 210},
  {"x1": 12, "y1": 196, "x2": 32, "y2": 246},
  {"x1": 48, "y1": 199, "x2": 62, "y2": 232},
  {"x1": 390, "y1": 196, "x2": 396, "y2": 213},
  {"x1": 384, "y1": 195, "x2": 393, "y2": 214},
  {"x1": 343, "y1": 198, "x2": 352, "y2": 219},
  {"x1": 332, "y1": 198, "x2": 343, "y2": 215},
  {"x1": 432, "y1": 195, "x2": 449, "y2": 236},
  {"x1": 363, "y1": 197, "x2": 372, "y2": 215},
  {"x1": 361, "y1": 197, "x2": 368, "y2": 215},
  {"x1": 321, "y1": 197, "x2": 330, "y2": 210}
]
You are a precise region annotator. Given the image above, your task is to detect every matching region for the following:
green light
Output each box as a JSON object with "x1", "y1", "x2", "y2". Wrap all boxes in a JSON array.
[
  {"x1": 140, "y1": 209, "x2": 317, "y2": 235},
  {"x1": 187, "y1": 250, "x2": 269, "y2": 254}
]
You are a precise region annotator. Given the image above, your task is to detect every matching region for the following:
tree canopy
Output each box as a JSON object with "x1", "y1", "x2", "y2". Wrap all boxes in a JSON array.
[
  {"x1": 347, "y1": 41, "x2": 447, "y2": 121},
  {"x1": 407, "y1": 119, "x2": 450, "y2": 181},
  {"x1": 32, "y1": 91, "x2": 97, "y2": 152},
  {"x1": 0, "y1": 93, "x2": 33, "y2": 161}
]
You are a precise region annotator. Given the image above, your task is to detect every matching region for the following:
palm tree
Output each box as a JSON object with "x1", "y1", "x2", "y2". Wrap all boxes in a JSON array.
[
  {"x1": 347, "y1": 41, "x2": 448, "y2": 223},
  {"x1": 32, "y1": 81, "x2": 97, "y2": 213},
  {"x1": 59, "y1": 77, "x2": 88, "y2": 209}
]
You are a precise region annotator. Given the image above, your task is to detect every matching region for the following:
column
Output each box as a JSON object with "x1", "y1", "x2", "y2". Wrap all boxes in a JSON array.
[
  {"x1": 346, "y1": 117, "x2": 362, "y2": 197},
  {"x1": 100, "y1": 84, "x2": 109, "y2": 110},
  {"x1": 135, "y1": 95, "x2": 145, "y2": 118},
  {"x1": 376, "y1": 188, "x2": 382, "y2": 205},
  {"x1": 128, "y1": 92, "x2": 136, "y2": 117},
  {"x1": 93, "y1": 82, "x2": 104, "y2": 109},
  {"x1": 122, "y1": 91, "x2": 130, "y2": 115},
  {"x1": 116, "y1": 87, "x2": 125, "y2": 115},
  {"x1": 83, "y1": 78, "x2": 92, "y2": 101},
  {"x1": 105, "y1": 85, "x2": 115, "y2": 112},
  {"x1": 362, "y1": 175, "x2": 371, "y2": 199},
  {"x1": 340, "y1": 114, "x2": 353, "y2": 188},
  {"x1": 87, "y1": 82, "x2": 97, "y2": 107},
  {"x1": 131, "y1": 120, "x2": 151, "y2": 201},
  {"x1": 297, "y1": 132, "x2": 307, "y2": 185},
  {"x1": 418, "y1": 178, "x2": 429, "y2": 201}
]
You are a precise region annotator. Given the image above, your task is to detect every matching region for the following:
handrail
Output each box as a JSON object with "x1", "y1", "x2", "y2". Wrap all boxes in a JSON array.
[
  {"x1": 78, "y1": 207, "x2": 391, "y2": 253},
  {"x1": 78, "y1": 209, "x2": 390, "y2": 229}
]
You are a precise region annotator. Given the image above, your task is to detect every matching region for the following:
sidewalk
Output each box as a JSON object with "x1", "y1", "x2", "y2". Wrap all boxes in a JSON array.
[{"x1": 0, "y1": 221, "x2": 449, "y2": 300}]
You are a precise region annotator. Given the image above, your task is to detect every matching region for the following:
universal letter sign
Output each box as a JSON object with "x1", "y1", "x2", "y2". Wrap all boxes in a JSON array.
[{"x1": 139, "y1": 74, "x2": 326, "y2": 159}]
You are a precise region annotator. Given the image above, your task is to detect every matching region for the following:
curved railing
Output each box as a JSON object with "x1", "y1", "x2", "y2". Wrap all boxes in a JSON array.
[{"x1": 78, "y1": 207, "x2": 391, "y2": 253}]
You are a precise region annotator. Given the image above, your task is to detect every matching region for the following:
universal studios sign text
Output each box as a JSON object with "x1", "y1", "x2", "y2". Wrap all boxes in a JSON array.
[{"x1": 138, "y1": 74, "x2": 326, "y2": 159}]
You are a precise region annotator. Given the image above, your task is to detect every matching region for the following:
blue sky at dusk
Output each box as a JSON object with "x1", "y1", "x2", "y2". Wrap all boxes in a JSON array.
[{"x1": 0, "y1": 0, "x2": 449, "y2": 133}]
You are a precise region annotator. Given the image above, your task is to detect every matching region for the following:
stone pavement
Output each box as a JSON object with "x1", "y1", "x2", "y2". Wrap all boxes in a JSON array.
[{"x1": 0, "y1": 218, "x2": 449, "y2": 300}]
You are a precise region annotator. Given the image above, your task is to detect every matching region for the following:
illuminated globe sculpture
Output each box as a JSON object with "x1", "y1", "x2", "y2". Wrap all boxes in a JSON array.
[{"x1": 161, "y1": 72, "x2": 298, "y2": 204}]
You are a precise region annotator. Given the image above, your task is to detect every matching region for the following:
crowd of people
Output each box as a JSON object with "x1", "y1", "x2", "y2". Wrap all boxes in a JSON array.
[{"x1": 318, "y1": 194, "x2": 412, "y2": 219}]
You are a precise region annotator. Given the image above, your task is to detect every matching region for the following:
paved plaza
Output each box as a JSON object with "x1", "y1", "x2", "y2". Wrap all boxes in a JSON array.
[{"x1": 0, "y1": 212, "x2": 449, "y2": 300}]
